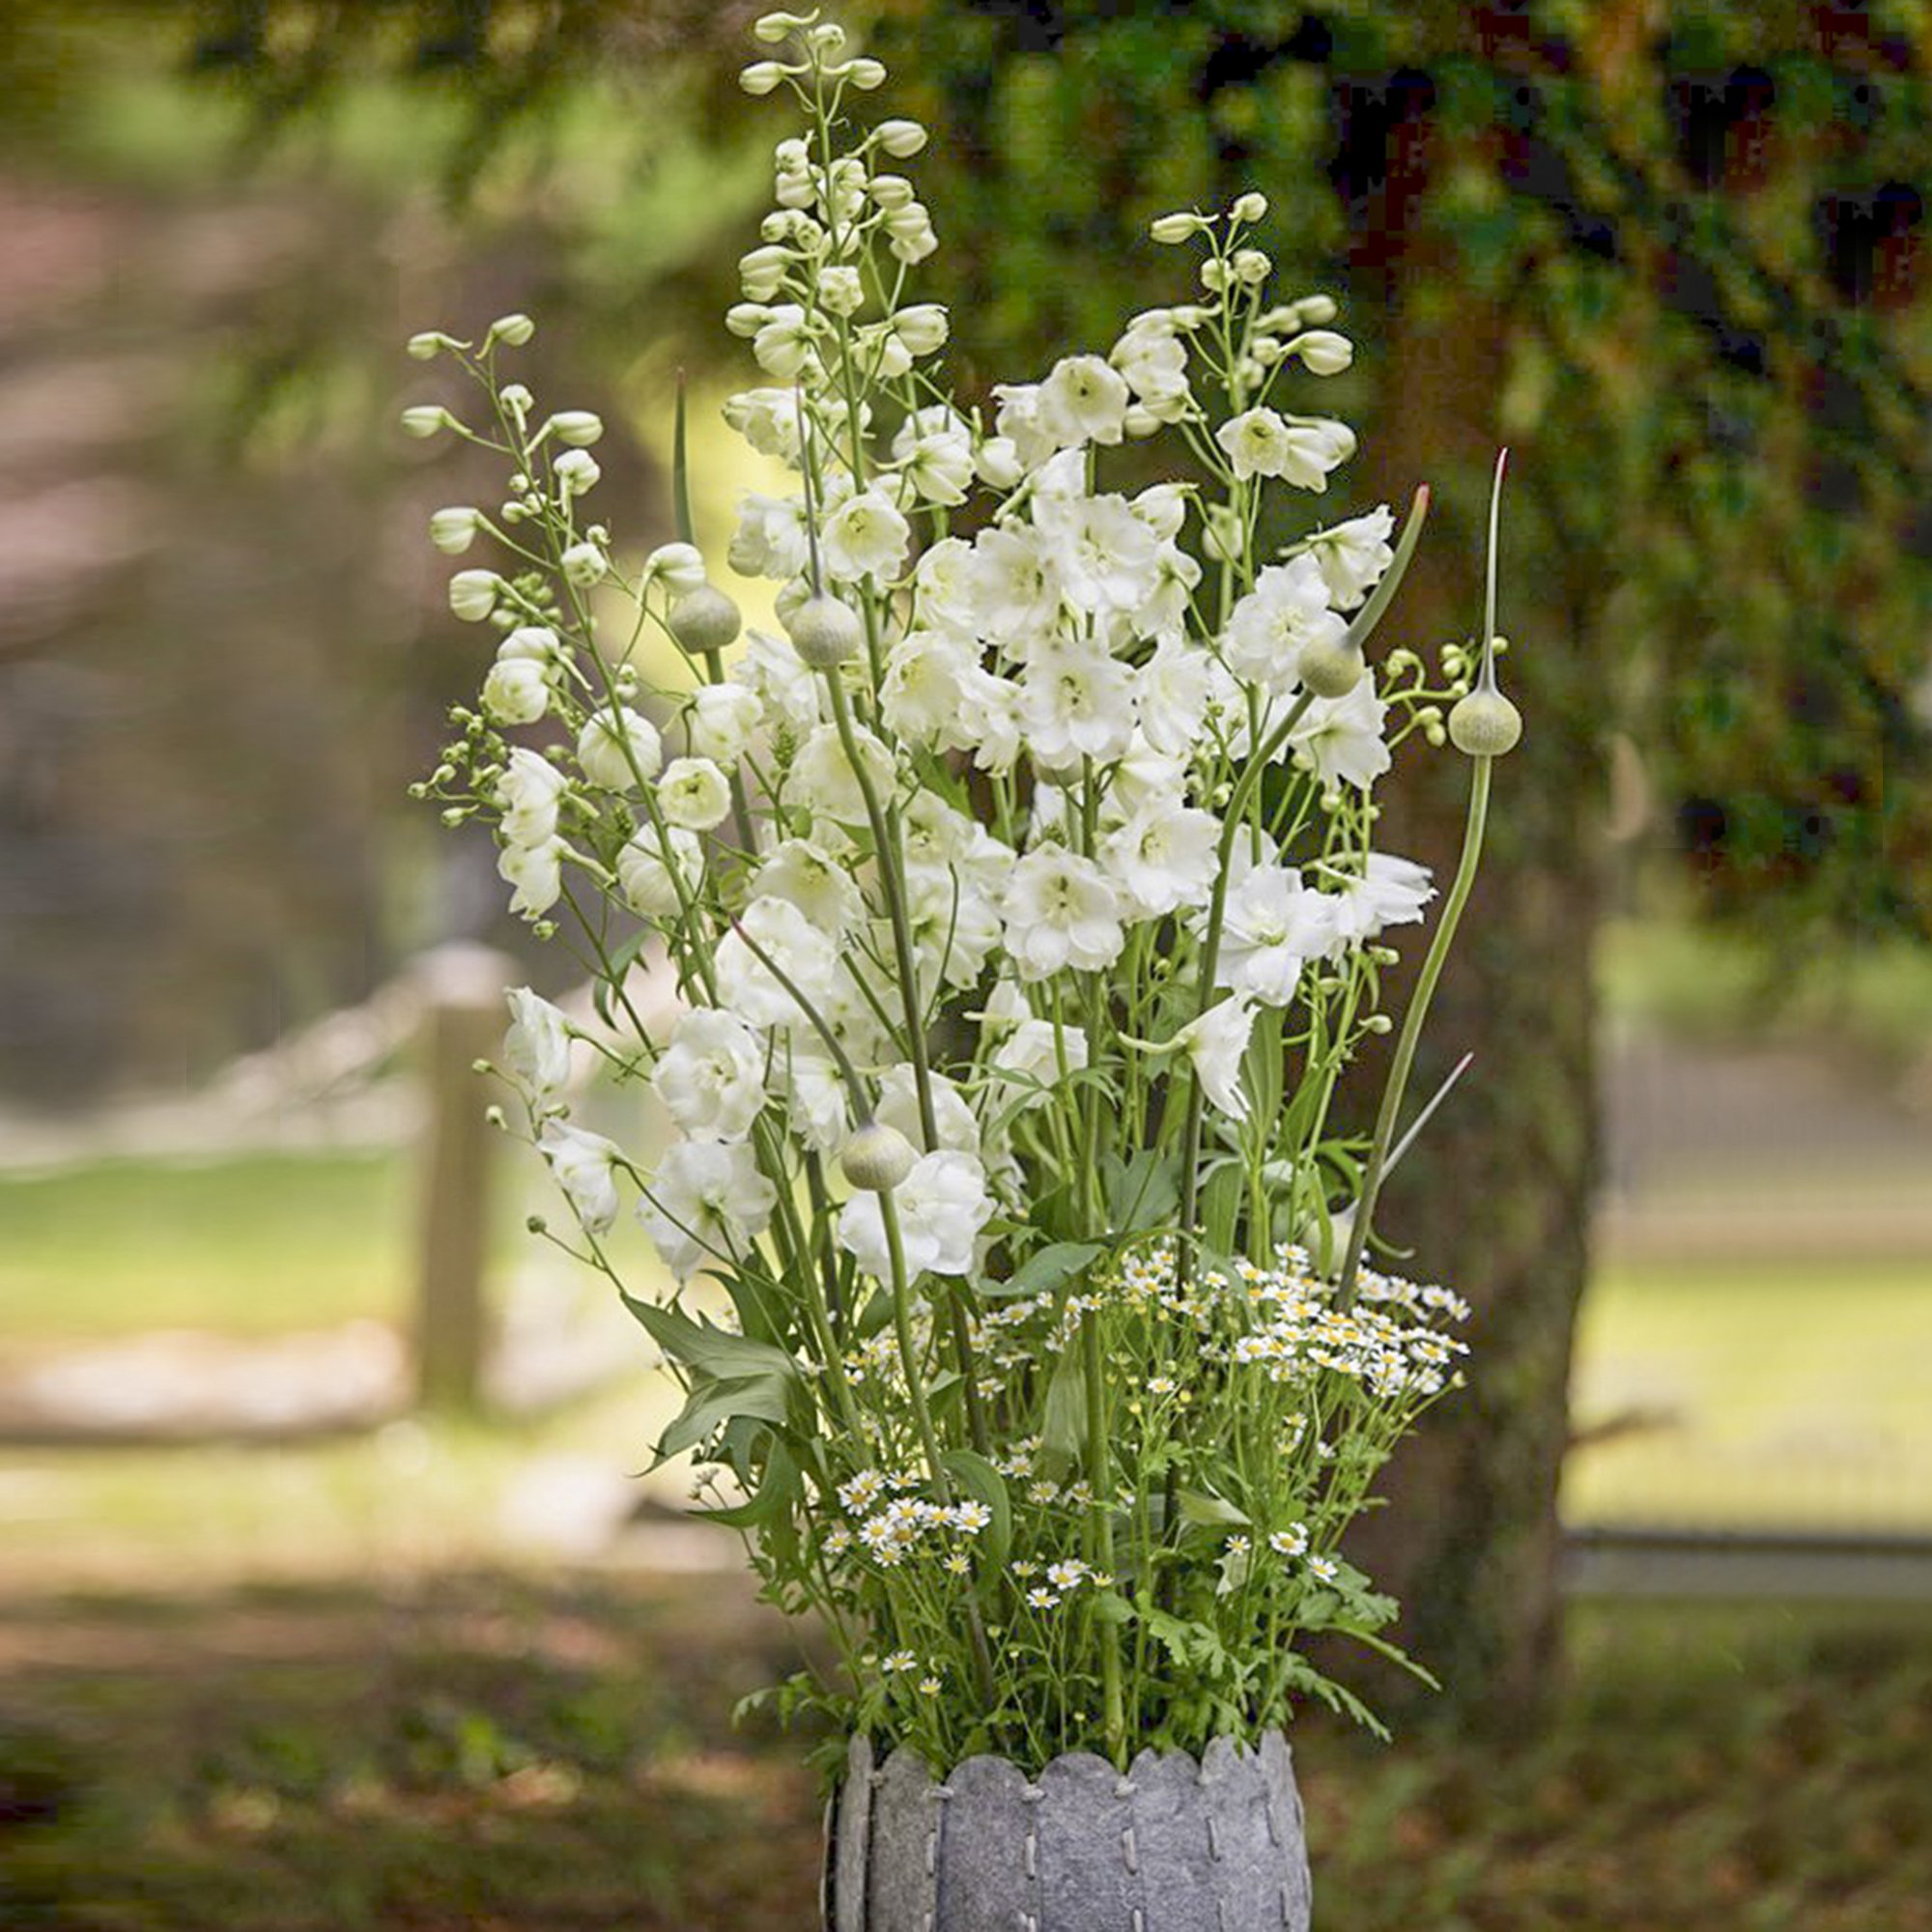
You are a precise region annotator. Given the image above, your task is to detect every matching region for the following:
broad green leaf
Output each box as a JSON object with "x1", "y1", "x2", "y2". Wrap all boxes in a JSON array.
[
  {"x1": 654, "y1": 1372, "x2": 791, "y2": 1463},
  {"x1": 1177, "y1": 1490, "x2": 1250, "y2": 1529},
  {"x1": 1105, "y1": 1149, "x2": 1179, "y2": 1234},
  {"x1": 619, "y1": 1292, "x2": 800, "y2": 1386},
  {"x1": 1039, "y1": 1346, "x2": 1088, "y2": 1479},
  {"x1": 939, "y1": 1448, "x2": 1012, "y2": 1570},
  {"x1": 984, "y1": 1239, "x2": 1103, "y2": 1299}
]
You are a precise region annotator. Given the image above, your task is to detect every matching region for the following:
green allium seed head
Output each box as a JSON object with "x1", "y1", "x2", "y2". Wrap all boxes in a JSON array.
[
  {"x1": 787, "y1": 593, "x2": 864, "y2": 668},
  {"x1": 1448, "y1": 688, "x2": 1523, "y2": 757},
  {"x1": 668, "y1": 584, "x2": 743, "y2": 656},
  {"x1": 1297, "y1": 635, "x2": 1366, "y2": 698},
  {"x1": 840, "y1": 1122, "x2": 917, "y2": 1192}
]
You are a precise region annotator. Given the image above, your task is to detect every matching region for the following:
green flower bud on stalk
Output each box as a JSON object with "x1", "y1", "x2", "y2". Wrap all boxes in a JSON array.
[
  {"x1": 547, "y1": 412, "x2": 605, "y2": 448},
  {"x1": 487, "y1": 313, "x2": 535, "y2": 347},
  {"x1": 840, "y1": 1122, "x2": 917, "y2": 1192},
  {"x1": 1447, "y1": 686, "x2": 1522, "y2": 756},
  {"x1": 429, "y1": 507, "x2": 480, "y2": 555},
  {"x1": 448, "y1": 570, "x2": 500, "y2": 621},
  {"x1": 668, "y1": 584, "x2": 743, "y2": 656},
  {"x1": 787, "y1": 593, "x2": 863, "y2": 668},
  {"x1": 1297, "y1": 634, "x2": 1365, "y2": 698},
  {"x1": 401, "y1": 405, "x2": 452, "y2": 439},
  {"x1": 741, "y1": 60, "x2": 789, "y2": 95}
]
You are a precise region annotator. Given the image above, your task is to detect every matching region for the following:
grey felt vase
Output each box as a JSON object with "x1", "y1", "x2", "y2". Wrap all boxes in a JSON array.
[{"x1": 824, "y1": 1731, "x2": 1312, "y2": 1931}]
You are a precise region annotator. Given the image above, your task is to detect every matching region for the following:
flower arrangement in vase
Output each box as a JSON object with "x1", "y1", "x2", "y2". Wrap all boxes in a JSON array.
[{"x1": 406, "y1": 12, "x2": 1520, "y2": 1925}]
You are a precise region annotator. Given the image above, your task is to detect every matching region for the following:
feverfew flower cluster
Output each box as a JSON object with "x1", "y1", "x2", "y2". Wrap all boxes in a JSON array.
[{"x1": 408, "y1": 11, "x2": 1513, "y2": 1776}]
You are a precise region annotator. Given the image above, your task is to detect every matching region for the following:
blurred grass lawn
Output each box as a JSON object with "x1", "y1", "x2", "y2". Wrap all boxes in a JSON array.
[{"x1": 3, "y1": 1577, "x2": 1927, "y2": 1932}]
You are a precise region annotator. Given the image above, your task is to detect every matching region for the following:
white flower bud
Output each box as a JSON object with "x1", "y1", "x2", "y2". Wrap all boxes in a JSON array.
[
  {"x1": 1231, "y1": 190, "x2": 1268, "y2": 223},
  {"x1": 1151, "y1": 212, "x2": 1205, "y2": 243},
  {"x1": 548, "y1": 411, "x2": 604, "y2": 447},
  {"x1": 867, "y1": 172, "x2": 915, "y2": 211},
  {"x1": 739, "y1": 244, "x2": 793, "y2": 300},
  {"x1": 401, "y1": 404, "x2": 452, "y2": 439},
  {"x1": 448, "y1": 570, "x2": 501, "y2": 622},
  {"x1": 1233, "y1": 247, "x2": 1271, "y2": 283},
  {"x1": 482, "y1": 658, "x2": 550, "y2": 724},
  {"x1": 1295, "y1": 294, "x2": 1340, "y2": 327},
  {"x1": 725, "y1": 301, "x2": 771, "y2": 339},
  {"x1": 741, "y1": 61, "x2": 788, "y2": 96},
  {"x1": 875, "y1": 118, "x2": 927, "y2": 157},
  {"x1": 553, "y1": 449, "x2": 601, "y2": 497},
  {"x1": 843, "y1": 57, "x2": 887, "y2": 90},
  {"x1": 976, "y1": 436, "x2": 1023, "y2": 489},
  {"x1": 429, "y1": 507, "x2": 481, "y2": 554},
  {"x1": 1297, "y1": 635, "x2": 1366, "y2": 698},
  {"x1": 500, "y1": 384, "x2": 534, "y2": 416},
  {"x1": 894, "y1": 303, "x2": 950, "y2": 355},
  {"x1": 487, "y1": 312, "x2": 535, "y2": 347},
  {"x1": 561, "y1": 542, "x2": 608, "y2": 586},
  {"x1": 1447, "y1": 688, "x2": 1522, "y2": 757},
  {"x1": 1200, "y1": 257, "x2": 1231, "y2": 293},
  {"x1": 644, "y1": 542, "x2": 708, "y2": 595},
  {"x1": 1292, "y1": 329, "x2": 1353, "y2": 376},
  {"x1": 407, "y1": 331, "x2": 460, "y2": 361},
  {"x1": 785, "y1": 594, "x2": 864, "y2": 668},
  {"x1": 1122, "y1": 405, "x2": 1161, "y2": 439},
  {"x1": 667, "y1": 584, "x2": 742, "y2": 655},
  {"x1": 817, "y1": 265, "x2": 865, "y2": 315},
  {"x1": 840, "y1": 1122, "x2": 917, "y2": 1192},
  {"x1": 753, "y1": 10, "x2": 810, "y2": 42},
  {"x1": 658, "y1": 756, "x2": 733, "y2": 830}
]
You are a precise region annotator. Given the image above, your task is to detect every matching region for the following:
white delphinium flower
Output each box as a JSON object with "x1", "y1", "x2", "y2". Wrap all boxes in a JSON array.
[
  {"x1": 1036, "y1": 354, "x2": 1131, "y2": 448},
  {"x1": 821, "y1": 486, "x2": 911, "y2": 583},
  {"x1": 499, "y1": 838, "x2": 564, "y2": 919},
  {"x1": 910, "y1": 536, "x2": 980, "y2": 636},
  {"x1": 502, "y1": 988, "x2": 573, "y2": 1109},
  {"x1": 970, "y1": 525, "x2": 1063, "y2": 656},
  {"x1": 838, "y1": 1150, "x2": 993, "y2": 1279},
  {"x1": 1173, "y1": 995, "x2": 1257, "y2": 1122},
  {"x1": 658, "y1": 756, "x2": 734, "y2": 831},
  {"x1": 538, "y1": 1121, "x2": 625, "y2": 1235},
  {"x1": 617, "y1": 824, "x2": 703, "y2": 919},
  {"x1": 560, "y1": 541, "x2": 608, "y2": 586},
  {"x1": 730, "y1": 491, "x2": 811, "y2": 581},
  {"x1": 1287, "y1": 678, "x2": 1391, "y2": 792},
  {"x1": 904, "y1": 862, "x2": 1004, "y2": 993},
  {"x1": 1001, "y1": 845, "x2": 1126, "y2": 980},
  {"x1": 724, "y1": 387, "x2": 806, "y2": 461},
  {"x1": 740, "y1": 627, "x2": 820, "y2": 736},
  {"x1": 1215, "y1": 410, "x2": 1355, "y2": 490},
  {"x1": 753, "y1": 838, "x2": 865, "y2": 933},
  {"x1": 651, "y1": 1009, "x2": 768, "y2": 1141},
  {"x1": 1110, "y1": 315, "x2": 1191, "y2": 421},
  {"x1": 576, "y1": 707, "x2": 664, "y2": 790},
  {"x1": 988, "y1": 1014, "x2": 1089, "y2": 1110},
  {"x1": 1103, "y1": 736, "x2": 1192, "y2": 821},
  {"x1": 1215, "y1": 866, "x2": 1341, "y2": 1005},
  {"x1": 1018, "y1": 639, "x2": 1139, "y2": 771},
  {"x1": 642, "y1": 542, "x2": 707, "y2": 595},
  {"x1": 496, "y1": 747, "x2": 567, "y2": 848},
  {"x1": 891, "y1": 407, "x2": 975, "y2": 507},
  {"x1": 1302, "y1": 506, "x2": 1395, "y2": 610},
  {"x1": 990, "y1": 381, "x2": 1057, "y2": 469},
  {"x1": 778, "y1": 1038, "x2": 850, "y2": 1153},
  {"x1": 1136, "y1": 640, "x2": 1220, "y2": 756},
  {"x1": 875, "y1": 1065, "x2": 980, "y2": 1156},
  {"x1": 1033, "y1": 489, "x2": 1161, "y2": 617},
  {"x1": 1321, "y1": 851, "x2": 1435, "y2": 945},
  {"x1": 714, "y1": 896, "x2": 839, "y2": 1029},
  {"x1": 686, "y1": 684, "x2": 763, "y2": 765},
  {"x1": 791, "y1": 721, "x2": 895, "y2": 824},
  {"x1": 750, "y1": 302, "x2": 815, "y2": 379},
  {"x1": 639, "y1": 1138, "x2": 778, "y2": 1282},
  {"x1": 1100, "y1": 803, "x2": 1221, "y2": 919},
  {"x1": 882, "y1": 630, "x2": 988, "y2": 750},
  {"x1": 1222, "y1": 557, "x2": 1348, "y2": 697}
]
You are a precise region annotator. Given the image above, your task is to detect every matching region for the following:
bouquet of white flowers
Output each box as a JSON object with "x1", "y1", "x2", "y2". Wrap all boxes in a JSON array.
[{"x1": 408, "y1": 9, "x2": 1519, "y2": 1782}]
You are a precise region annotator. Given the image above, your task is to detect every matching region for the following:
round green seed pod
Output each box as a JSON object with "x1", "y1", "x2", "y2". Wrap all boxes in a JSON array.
[
  {"x1": 1297, "y1": 635, "x2": 1366, "y2": 699},
  {"x1": 667, "y1": 584, "x2": 742, "y2": 656},
  {"x1": 840, "y1": 1122, "x2": 917, "y2": 1192},
  {"x1": 786, "y1": 593, "x2": 864, "y2": 669},
  {"x1": 1447, "y1": 689, "x2": 1523, "y2": 757}
]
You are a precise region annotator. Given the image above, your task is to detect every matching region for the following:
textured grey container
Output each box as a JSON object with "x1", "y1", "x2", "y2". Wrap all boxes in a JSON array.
[{"x1": 824, "y1": 1731, "x2": 1312, "y2": 1931}]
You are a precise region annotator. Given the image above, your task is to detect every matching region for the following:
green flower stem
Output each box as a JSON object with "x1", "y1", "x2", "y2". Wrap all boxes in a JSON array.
[
  {"x1": 879, "y1": 1188, "x2": 998, "y2": 1706},
  {"x1": 1335, "y1": 753, "x2": 1492, "y2": 1309},
  {"x1": 1082, "y1": 1309, "x2": 1125, "y2": 1764}
]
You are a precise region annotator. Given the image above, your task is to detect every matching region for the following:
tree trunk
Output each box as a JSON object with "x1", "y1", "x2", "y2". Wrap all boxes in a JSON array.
[{"x1": 1344, "y1": 251, "x2": 1605, "y2": 1725}]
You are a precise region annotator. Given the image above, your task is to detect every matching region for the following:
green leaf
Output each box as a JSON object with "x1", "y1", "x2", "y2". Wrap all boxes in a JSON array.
[
  {"x1": 1104, "y1": 1149, "x2": 1179, "y2": 1234},
  {"x1": 1201, "y1": 1161, "x2": 1244, "y2": 1258},
  {"x1": 698, "y1": 1439, "x2": 802, "y2": 1529},
  {"x1": 671, "y1": 373, "x2": 696, "y2": 549},
  {"x1": 654, "y1": 1372, "x2": 791, "y2": 1463},
  {"x1": 1039, "y1": 1346, "x2": 1089, "y2": 1479},
  {"x1": 939, "y1": 1448, "x2": 1012, "y2": 1570},
  {"x1": 619, "y1": 1293, "x2": 801, "y2": 1386},
  {"x1": 985, "y1": 1240, "x2": 1103, "y2": 1299},
  {"x1": 1177, "y1": 1490, "x2": 1250, "y2": 1529}
]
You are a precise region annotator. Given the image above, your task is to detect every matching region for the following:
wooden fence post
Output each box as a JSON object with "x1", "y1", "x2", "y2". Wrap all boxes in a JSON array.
[{"x1": 412, "y1": 944, "x2": 515, "y2": 1415}]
